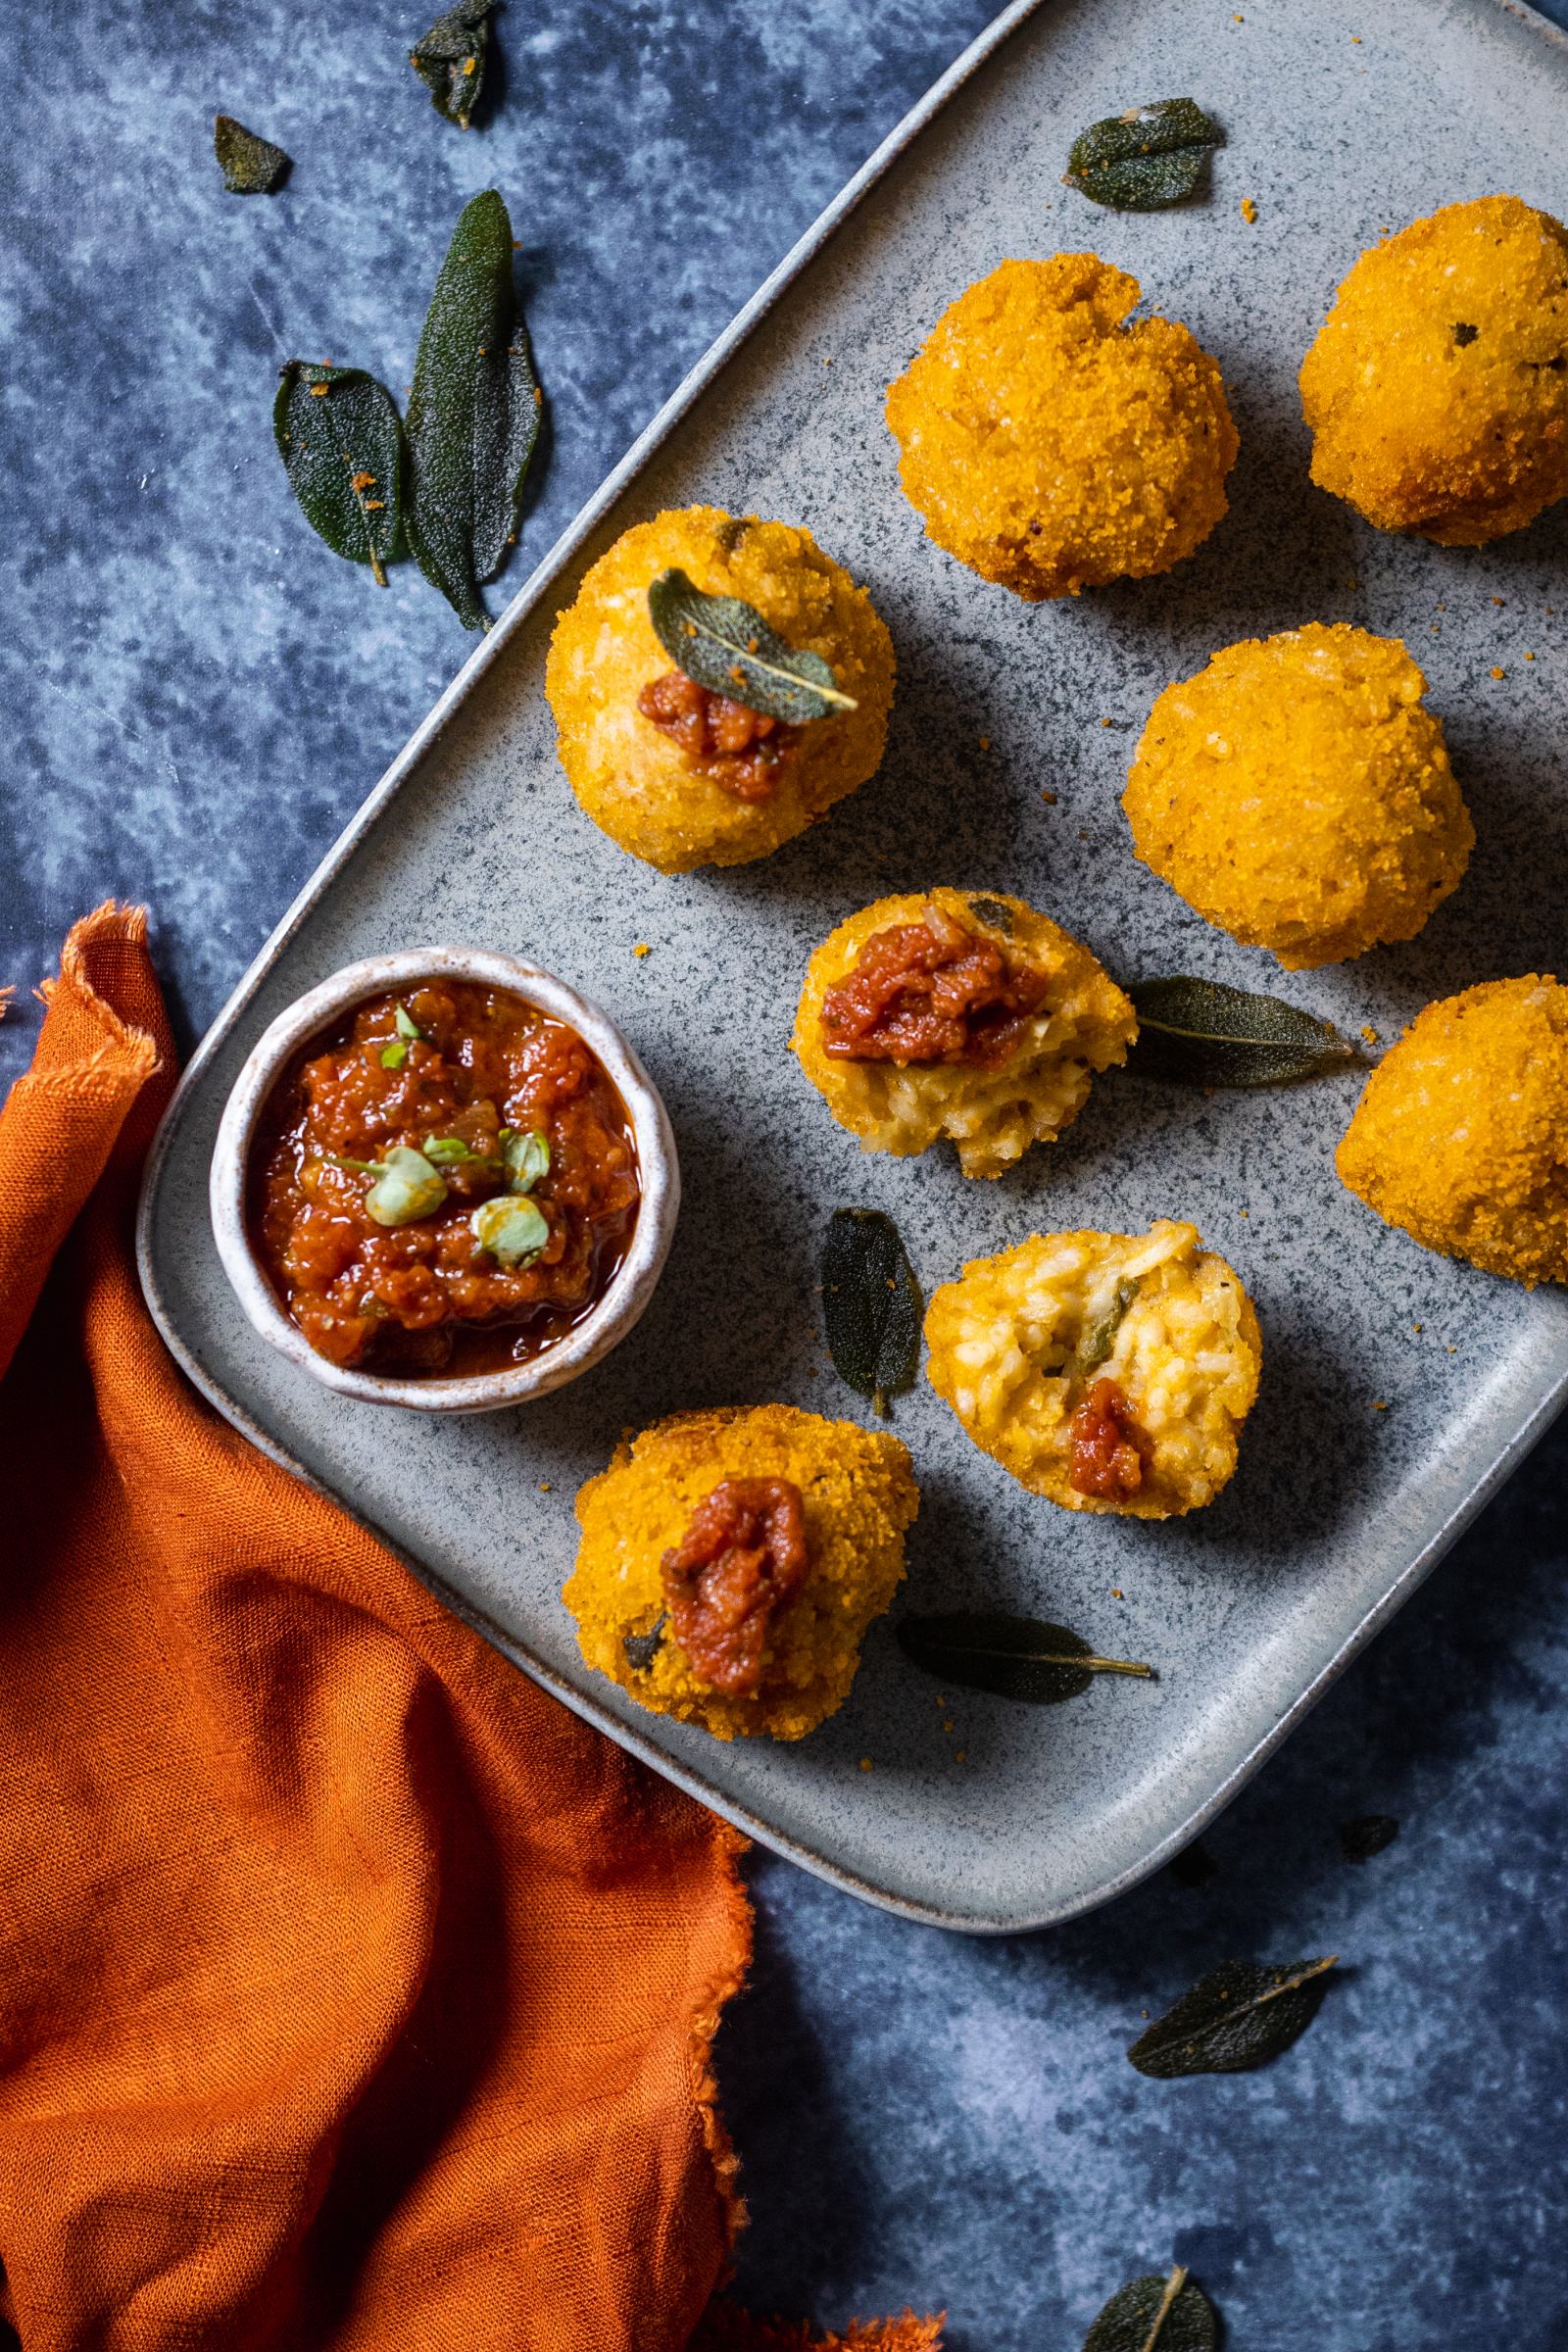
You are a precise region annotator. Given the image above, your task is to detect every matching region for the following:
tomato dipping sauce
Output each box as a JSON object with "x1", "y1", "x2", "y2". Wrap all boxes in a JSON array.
[{"x1": 248, "y1": 981, "x2": 640, "y2": 1377}]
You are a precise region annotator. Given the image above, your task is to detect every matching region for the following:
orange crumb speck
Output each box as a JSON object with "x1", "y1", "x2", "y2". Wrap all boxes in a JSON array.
[
  {"x1": 1240, "y1": 196, "x2": 1258, "y2": 224},
  {"x1": 364, "y1": 500, "x2": 386, "y2": 512},
  {"x1": 632, "y1": 942, "x2": 651, "y2": 958},
  {"x1": 308, "y1": 383, "x2": 329, "y2": 398},
  {"x1": 1361, "y1": 1025, "x2": 1379, "y2": 1046},
  {"x1": 1491, "y1": 665, "x2": 1506, "y2": 680},
  {"x1": 979, "y1": 735, "x2": 991, "y2": 751},
  {"x1": 858, "y1": 1757, "x2": 872, "y2": 1772},
  {"x1": 1372, "y1": 1399, "x2": 1389, "y2": 1411},
  {"x1": 1040, "y1": 788, "x2": 1058, "y2": 805},
  {"x1": 1100, "y1": 716, "x2": 1113, "y2": 728},
  {"x1": 955, "y1": 1749, "x2": 967, "y2": 1764},
  {"x1": 1110, "y1": 1588, "x2": 1124, "y2": 1600},
  {"x1": 1524, "y1": 651, "x2": 1537, "y2": 662},
  {"x1": 539, "y1": 1481, "x2": 552, "y2": 1493}
]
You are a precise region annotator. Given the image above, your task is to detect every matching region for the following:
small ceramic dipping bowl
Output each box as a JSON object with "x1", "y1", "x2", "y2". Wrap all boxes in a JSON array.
[{"x1": 210, "y1": 947, "x2": 680, "y2": 1412}]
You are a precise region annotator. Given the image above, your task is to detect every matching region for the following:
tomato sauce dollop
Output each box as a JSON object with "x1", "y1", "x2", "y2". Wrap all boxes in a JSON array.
[
  {"x1": 249, "y1": 981, "x2": 640, "y2": 1376},
  {"x1": 1067, "y1": 1377, "x2": 1154, "y2": 1501},
  {"x1": 636, "y1": 669, "x2": 802, "y2": 803},
  {"x1": 819, "y1": 905, "x2": 1051, "y2": 1065},
  {"x1": 661, "y1": 1478, "x2": 809, "y2": 1694}
]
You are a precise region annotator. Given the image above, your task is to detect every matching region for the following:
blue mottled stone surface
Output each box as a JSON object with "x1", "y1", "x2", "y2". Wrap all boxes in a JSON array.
[{"x1": 2, "y1": 3, "x2": 1566, "y2": 2347}]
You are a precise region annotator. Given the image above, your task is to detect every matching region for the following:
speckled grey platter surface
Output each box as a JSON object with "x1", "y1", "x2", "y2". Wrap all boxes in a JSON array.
[{"x1": 139, "y1": 0, "x2": 1568, "y2": 1932}]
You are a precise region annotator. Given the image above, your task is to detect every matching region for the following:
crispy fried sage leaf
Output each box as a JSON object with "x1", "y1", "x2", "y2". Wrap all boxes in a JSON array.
[
  {"x1": 897, "y1": 1613, "x2": 1153, "y2": 1704},
  {"x1": 215, "y1": 115, "x2": 291, "y2": 193},
  {"x1": 965, "y1": 895, "x2": 1016, "y2": 936},
  {"x1": 623, "y1": 1615, "x2": 666, "y2": 1673},
  {"x1": 1128, "y1": 976, "x2": 1362, "y2": 1089},
  {"x1": 648, "y1": 569, "x2": 858, "y2": 724},
  {"x1": 406, "y1": 189, "x2": 542, "y2": 629},
  {"x1": 1083, "y1": 2263, "x2": 1217, "y2": 2352},
  {"x1": 1128, "y1": 1955, "x2": 1338, "y2": 2078},
  {"x1": 1340, "y1": 1813, "x2": 1399, "y2": 1863},
  {"x1": 1064, "y1": 99, "x2": 1223, "y2": 210},
  {"x1": 410, "y1": 0, "x2": 496, "y2": 130},
  {"x1": 274, "y1": 364, "x2": 405, "y2": 585},
  {"x1": 821, "y1": 1207, "x2": 921, "y2": 1416}
]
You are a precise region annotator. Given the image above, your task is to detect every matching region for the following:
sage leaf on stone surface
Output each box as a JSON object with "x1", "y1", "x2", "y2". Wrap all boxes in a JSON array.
[
  {"x1": 1128, "y1": 1954, "x2": 1338, "y2": 2078},
  {"x1": 273, "y1": 363, "x2": 405, "y2": 585},
  {"x1": 897, "y1": 1614, "x2": 1153, "y2": 1704},
  {"x1": 648, "y1": 570, "x2": 858, "y2": 724},
  {"x1": 1083, "y1": 2263, "x2": 1217, "y2": 2352},
  {"x1": 410, "y1": 0, "x2": 496, "y2": 130},
  {"x1": 1064, "y1": 99, "x2": 1223, "y2": 211},
  {"x1": 1340, "y1": 1812, "x2": 1399, "y2": 1863},
  {"x1": 215, "y1": 115, "x2": 291, "y2": 193},
  {"x1": 406, "y1": 189, "x2": 542, "y2": 629},
  {"x1": 1128, "y1": 976, "x2": 1362, "y2": 1088},
  {"x1": 821, "y1": 1207, "x2": 921, "y2": 1416}
]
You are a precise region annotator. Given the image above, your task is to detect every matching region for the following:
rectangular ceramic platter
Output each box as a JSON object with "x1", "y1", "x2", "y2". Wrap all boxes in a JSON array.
[{"x1": 140, "y1": 0, "x2": 1568, "y2": 1932}]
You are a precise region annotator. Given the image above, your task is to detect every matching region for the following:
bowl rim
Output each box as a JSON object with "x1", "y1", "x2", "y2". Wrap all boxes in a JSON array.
[{"x1": 208, "y1": 946, "x2": 680, "y2": 1412}]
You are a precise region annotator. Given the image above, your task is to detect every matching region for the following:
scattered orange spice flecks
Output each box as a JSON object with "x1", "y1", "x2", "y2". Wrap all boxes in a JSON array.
[
  {"x1": 1241, "y1": 196, "x2": 1258, "y2": 224},
  {"x1": 858, "y1": 1757, "x2": 872, "y2": 1773},
  {"x1": 978, "y1": 735, "x2": 991, "y2": 751},
  {"x1": 1490, "y1": 665, "x2": 1506, "y2": 680},
  {"x1": 1041, "y1": 788, "x2": 1058, "y2": 805},
  {"x1": 1524, "y1": 651, "x2": 1537, "y2": 662},
  {"x1": 1360, "y1": 1025, "x2": 1379, "y2": 1046},
  {"x1": 633, "y1": 942, "x2": 651, "y2": 958}
]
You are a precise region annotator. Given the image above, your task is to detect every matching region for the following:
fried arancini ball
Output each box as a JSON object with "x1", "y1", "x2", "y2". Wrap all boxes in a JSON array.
[
  {"x1": 563, "y1": 1404, "x2": 918, "y2": 1740},
  {"x1": 1122, "y1": 623, "x2": 1472, "y2": 969},
  {"x1": 790, "y1": 886, "x2": 1137, "y2": 1179},
  {"x1": 924, "y1": 1220, "x2": 1261, "y2": 1519},
  {"x1": 544, "y1": 507, "x2": 895, "y2": 873},
  {"x1": 1336, "y1": 977, "x2": 1568, "y2": 1287},
  {"x1": 1299, "y1": 195, "x2": 1568, "y2": 544},
  {"x1": 884, "y1": 255, "x2": 1238, "y2": 599}
]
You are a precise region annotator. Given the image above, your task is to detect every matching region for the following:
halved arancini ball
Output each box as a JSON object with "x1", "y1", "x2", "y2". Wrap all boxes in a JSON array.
[
  {"x1": 1336, "y1": 976, "x2": 1568, "y2": 1287},
  {"x1": 544, "y1": 507, "x2": 895, "y2": 873},
  {"x1": 884, "y1": 255, "x2": 1238, "y2": 600},
  {"x1": 563, "y1": 1403, "x2": 919, "y2": 1740},
  {"x1": 924, "y1": 1220, "x2": 1262, "y2": 1519},
  {"x1": 1299, "y1": 195, "x2": 1568, "y2": 545},
  {"x1": 790, "y1": 886, "x2": 1137, "y2": 1180},
  {"x1": 1122, "y1": 623, "x2": 1472, "y2": 969}
]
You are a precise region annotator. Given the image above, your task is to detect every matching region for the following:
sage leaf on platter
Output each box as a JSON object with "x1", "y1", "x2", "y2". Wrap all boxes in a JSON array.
[
  {"x1": 273, "y1": 364, "x2": 405, "y2": 585},
  {"x1": 897, "y1": 1613, "x2": 1153, "y2": 1705},
  {"x1": 215, "y1": 115, "x2": 291, "y2": 193},
  {"x1": 1064, "y1": 99, "x2": 1223, "y2": 211},
  {"x1": 1083, "y1": 2263, "x2": 1216, "y2": 2352},
  {"x1": 648, "y1": 570, "x2": 857, "y2": 724},
  {"x1": 1128, "y1": 1954, "x2": 1338, "y2": 2078},
  {"x1": 406, "y1": 189, "x2": 542, "y2": 629},
  {"x1": 410, "y1": 0, "x2": 496, "y2": 131},
  {"x1": 1340, "y1": 1812, "x2": 1399, "y2": 1863},
  {"x1": 821, "y1": 1207, "x2": 921, "y2": 1417},
  {"x1": 1127, "y1": 975, "x2": 1362, "y2": 1089}
]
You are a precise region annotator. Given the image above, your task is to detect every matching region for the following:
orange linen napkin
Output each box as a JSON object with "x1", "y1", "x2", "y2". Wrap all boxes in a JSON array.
[{"x1": 0, "y1": 906, "x2": 942, "y2": 2352}]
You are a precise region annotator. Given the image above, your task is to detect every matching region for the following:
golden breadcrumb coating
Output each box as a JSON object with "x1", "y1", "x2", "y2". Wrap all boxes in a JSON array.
[
  {"x1": 544, "y1": 507, "x2": 895, "y2": 872},
  {"x1": 924, "y1": 1220, "x2": 1262, "y2": 1519},
  {"x1": 790, "y1": 887, "x2": 1138, "y2": 1179},
  {"x1": 1336, "y1": 976, "x2": 1568, "y2": 1286},
  {"x1": 1299, "y1": 195, "x2": 1568, "y2": 545},
  {"x1": 884, "y1": 255, "x2": 1238, "y2": 599},
  {"x1": 1123, "y1": 623, "x2": 1472, "y2": 969},
  {"x1": 564, "y1": 1404, "x2": 918, "y2": 1740}
]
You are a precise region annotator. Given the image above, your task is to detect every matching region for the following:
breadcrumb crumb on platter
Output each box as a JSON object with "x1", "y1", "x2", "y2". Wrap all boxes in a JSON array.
[{"x1": 139, "y1": 0, "x2": 1568, "y2": 1931}]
